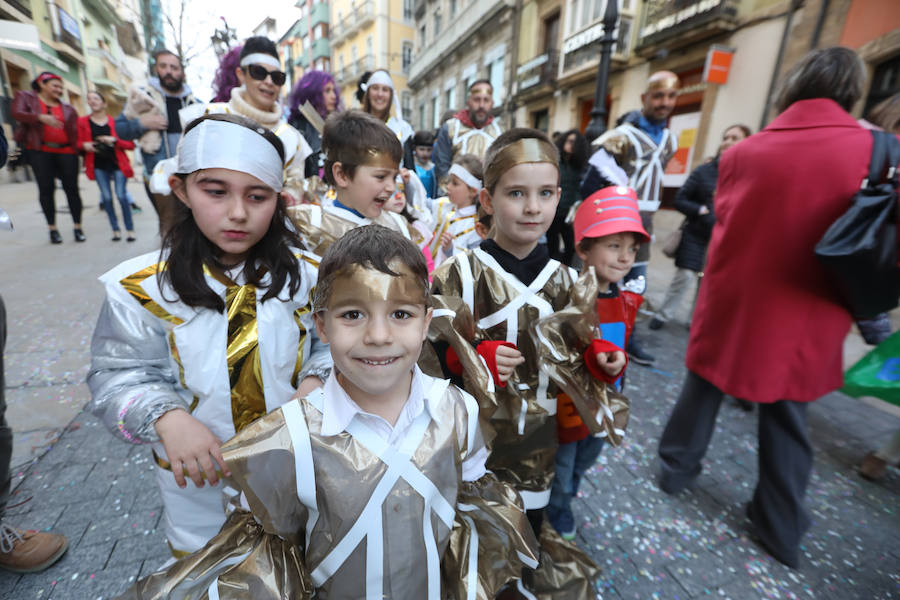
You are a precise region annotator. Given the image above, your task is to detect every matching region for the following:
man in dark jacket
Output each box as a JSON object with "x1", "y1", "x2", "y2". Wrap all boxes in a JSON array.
[
  {"x1": 580, "y1": 71, "x2": 679, "y2": 365},
  {"x1": 649, "y1": 125, "x2": 751, "y2": 330},
  {"x1": 115, "y1": 49, "x2": 199, "y2": 229}
]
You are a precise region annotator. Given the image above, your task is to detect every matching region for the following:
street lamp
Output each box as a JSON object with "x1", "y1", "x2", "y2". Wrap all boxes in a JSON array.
[
  {"x1": 584, "y1": 0, "x2": 619, "y2": 142},
  {"x1": 211, "y1": 17, "x2": 237, "y2": 58}
]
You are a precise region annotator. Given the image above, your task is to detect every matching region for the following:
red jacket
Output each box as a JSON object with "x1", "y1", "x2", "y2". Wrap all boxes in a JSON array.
[
  {"x1": 10, "y1": 90, "x2": 78, "y2": 152},
  {"x1": 686, "y1": 98, "x2": 900, "y2": 403},
  {"x1": 76, "y1": 115, "x2": 135, "y2": 179}
]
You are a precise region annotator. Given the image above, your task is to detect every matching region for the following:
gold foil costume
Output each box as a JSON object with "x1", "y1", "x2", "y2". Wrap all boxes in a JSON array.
[
  {"x1": 532, "y1": 267, "x2": 631, "y2": 446},
  {"x1": 287, "y1": 203, "x2": 424, "y2": 258},
  {"x1": 430, "y1": 250, "x2": 608, "y2": 598},
  {"x1": 120, "y1": 370, "x2": 539, "y2": 599},
  {"x1": 437, "y1": 118, "x2": 503, "y2": 190}
]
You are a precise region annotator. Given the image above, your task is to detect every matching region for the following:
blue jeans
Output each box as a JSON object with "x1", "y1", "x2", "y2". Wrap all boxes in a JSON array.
[
  {"x1": 95, "y1": 168, "x2": 134, "y2": 232},
  {"x1": 547, "y1": 436, "x2": 605, "y2": 534}
]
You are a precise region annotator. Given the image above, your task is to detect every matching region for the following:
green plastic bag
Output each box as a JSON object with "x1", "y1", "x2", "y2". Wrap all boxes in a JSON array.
[{"x1": 843, "y1": 330, "x2": 900, "y2": 406}]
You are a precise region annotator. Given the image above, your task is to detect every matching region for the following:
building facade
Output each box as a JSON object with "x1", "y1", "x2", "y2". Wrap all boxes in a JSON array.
[
  {"x1": 330, "y1": 0, "x2": 416, "y2": 116},
  {"x1": 279, "y1": 0, "x2": 331, "y2": 92},
  {"x1": 407, "y1": 0, "x2": 516, "y2": 131}
]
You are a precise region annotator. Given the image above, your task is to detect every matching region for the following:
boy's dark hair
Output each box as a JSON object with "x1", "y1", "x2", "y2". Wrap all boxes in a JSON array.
[
  {"x1": 322, "y1": 110, "x2": 403, "y2": 185},
  {"x1": 313, "y1": 225, "x2": 430, "y2": 310},
  {"x1": 159, "y1": 113, "x2": 302, "y2": 313},
  {"x1": 240, "y1": 36, "x2": 279, "y2": 61},
  {"x1": 483, "y1": 128, "x2": 559, "y2": 193},
  {"x1": 453, "y1": 153, "x2": 484, "y2": 184},
  {"x1": 413, "y1": 130, "x2": 434, "y2": 147}
]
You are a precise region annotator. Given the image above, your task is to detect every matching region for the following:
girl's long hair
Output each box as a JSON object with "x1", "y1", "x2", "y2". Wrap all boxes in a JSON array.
[
  {"x1": 158, "y1": 114, "x2": 304, "y2": 313},
  {"x1": 288, "y1": 70, "x2": 342, "y2": 122},
  {"x1": 556, "y1": 129, "x2": 588, "y2": 170}
]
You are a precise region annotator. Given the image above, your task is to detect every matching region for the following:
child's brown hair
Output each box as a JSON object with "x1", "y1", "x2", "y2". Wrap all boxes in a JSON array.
[
  {"x1": 452, "y1": 153, "x2": 484, "y2": 185},
  {"x1": 322, "y1": 110, "x2": 403, "y2": 185},
  {"x1": 482, "y1": 128, "x2": 559, "y2": 193}
]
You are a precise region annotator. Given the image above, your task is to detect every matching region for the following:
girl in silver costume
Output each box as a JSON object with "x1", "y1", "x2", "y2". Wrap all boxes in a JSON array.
[{"x1": 87, "y1": 113, "x2": 330, "y2": 557}]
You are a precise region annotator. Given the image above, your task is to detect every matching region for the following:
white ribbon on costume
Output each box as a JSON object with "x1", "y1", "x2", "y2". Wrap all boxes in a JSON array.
[
  {"x1": 175, "y1": 118, "x2": 284, "y2": 191},
  {"x1": 283, "y1": 399, "x2": 320, "y2": 550},
  {"x1": 205, "y1": 549, "x2": 254, "y2": 600},
  {"x1": 305, "y1": 383, "x2": 455, "y2": 599},
  {"x1": 239, "y1": 53, "x2": 282, "y2": 70},
  {"x1": 448, "y1": 163, "x2": 482, "y2": 192},
  {"x1": 620, "y1": 124, "x2": 671, "y2": 212}
]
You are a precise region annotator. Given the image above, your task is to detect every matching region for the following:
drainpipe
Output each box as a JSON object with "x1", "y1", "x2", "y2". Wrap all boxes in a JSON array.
[
  {"x1": 809, "y1": 0, "x2": 831, "y2": 49},
  {"x1": 759, "y1": 0, "x2": 802, "y2": 130}
]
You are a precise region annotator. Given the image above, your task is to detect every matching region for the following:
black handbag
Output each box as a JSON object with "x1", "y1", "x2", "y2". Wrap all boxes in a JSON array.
[{"x1": 815, "y1": 130, "x2": 900, "y2": 319}]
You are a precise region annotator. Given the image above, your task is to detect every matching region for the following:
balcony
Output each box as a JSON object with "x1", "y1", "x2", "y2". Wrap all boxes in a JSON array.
[
  {"x1": 515, "y1": 50, "x2": 558, "y2": 96},
  {"x1": 331, "y1": 0, "x2": 374, "y2": 46},
  {"x1": 294, "y1": 38, "x2": 331, "y2": 68},
  {"x1": 635, "y1": 0, "x2": 738, "y2": 55},
  {"x1": 334, "y1": 53, "x2": 374, "y2": 86},
  {"x1": 51, "y1": 3, "x2": 86, "y2": 63},
  {"x1": 408, "y1": 0, "x2": 509, "y2": 86},
  {"x1": 2, "y1": 0, "x2": 32, "y2": 19}
]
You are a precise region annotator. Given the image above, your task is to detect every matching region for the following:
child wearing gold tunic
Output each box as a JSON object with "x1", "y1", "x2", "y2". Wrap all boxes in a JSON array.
[
  {"x1": 430, "y1": 129, "x2": 627, "y2": 598},
  {"x1": 120, "y1": 225, "x2": 539, "y2": 600}
]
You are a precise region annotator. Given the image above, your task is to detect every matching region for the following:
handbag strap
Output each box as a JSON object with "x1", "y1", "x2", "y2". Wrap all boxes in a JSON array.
[{"x1": 866, "y1": 130, "x2": 900, "y2": 188}]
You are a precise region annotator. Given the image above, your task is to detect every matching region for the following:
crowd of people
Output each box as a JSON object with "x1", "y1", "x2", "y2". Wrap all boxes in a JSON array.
[{"x1": 0, "y1": 37, "x2": 897, "y2": 597}]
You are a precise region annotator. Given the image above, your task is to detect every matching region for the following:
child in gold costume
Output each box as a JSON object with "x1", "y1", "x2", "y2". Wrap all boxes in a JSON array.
[
  {"x1": 287, "y1": 110, "x2": 422, "y2": 258},
  {"x1": 119, "y1": 225, "x2": 539, "y2": 600},
  {"x1": 431, "y1": 129, "x2": 630, "y2": 598}
]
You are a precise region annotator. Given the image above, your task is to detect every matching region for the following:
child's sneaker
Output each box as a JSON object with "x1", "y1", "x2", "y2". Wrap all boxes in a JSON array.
[{"x1": 0, "y1": 522, "x2": 68, "y2": 573}]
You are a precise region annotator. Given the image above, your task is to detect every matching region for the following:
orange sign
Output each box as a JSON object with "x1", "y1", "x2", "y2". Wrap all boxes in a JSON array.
[{"x1": 703, "y1": 46, "x2": 734, "y2": 85}]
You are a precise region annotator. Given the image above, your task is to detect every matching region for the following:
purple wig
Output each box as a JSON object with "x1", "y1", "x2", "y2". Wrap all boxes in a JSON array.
[
  {"x1": 288, "y1": 70, "x2": 342, "y2": 123},
  {"x1": 211, "y1": 45, "x2": 243, "y2": 103}
]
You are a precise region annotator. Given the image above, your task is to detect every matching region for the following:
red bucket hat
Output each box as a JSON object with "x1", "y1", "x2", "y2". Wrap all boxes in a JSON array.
[{"x1": 574, "y1": 186, "x2": 650, "y2": 245}]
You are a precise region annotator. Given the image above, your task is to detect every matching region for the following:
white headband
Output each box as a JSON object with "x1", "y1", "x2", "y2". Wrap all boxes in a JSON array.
[
  {"x1": 240, "y1": 53, "x2": 282, "y2": 70},
  {"x1": 364, "y1": 69, "x2": 394, "y2": 91},
  {"x1": 176, "y1": 119, "x2": 284, "y2": 192},
  {"x1": 449, "y1": 163, "x2": 482, "y2": 191}
]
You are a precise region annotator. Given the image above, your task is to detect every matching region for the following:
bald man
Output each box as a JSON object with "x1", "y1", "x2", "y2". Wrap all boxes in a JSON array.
[{"x1": 579, "y1": 71, "x2": 679, "y2": 366}]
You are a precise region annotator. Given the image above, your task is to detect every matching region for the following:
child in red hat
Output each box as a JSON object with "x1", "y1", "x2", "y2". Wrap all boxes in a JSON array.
[{"x1": 548, "y1": 185, "x2": 650, "y2": 540}]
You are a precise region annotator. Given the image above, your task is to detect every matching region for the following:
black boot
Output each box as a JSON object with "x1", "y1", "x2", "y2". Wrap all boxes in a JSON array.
[
  {"x1": 73, "y1": 228, "x2": 86, "y2": 242},
  {"x1": 626, "y1": 336, "x2": 656, "y2": 366},
  {"x1": 49, "y1": 230, "x2": 62, "y2": 244}
]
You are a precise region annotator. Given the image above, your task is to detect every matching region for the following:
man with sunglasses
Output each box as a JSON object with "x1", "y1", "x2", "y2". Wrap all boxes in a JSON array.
[
  {"x1": 148, "y1": 37, "x2": 312, "y2": 206},
  {"x1": 116, "y1": 49, "x2": 200, "y2": 230}
]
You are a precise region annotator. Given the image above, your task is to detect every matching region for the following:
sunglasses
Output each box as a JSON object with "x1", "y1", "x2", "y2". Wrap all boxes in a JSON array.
[{"x1": 243, "y1": 64, "x2": 286, "y2": 86}]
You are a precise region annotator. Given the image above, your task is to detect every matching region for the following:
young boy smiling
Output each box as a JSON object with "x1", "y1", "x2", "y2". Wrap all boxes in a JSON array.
[
  {"x1": 287, "y1": 110, "x2": 421, "y2": 257},
  {"x1": 430, "y1": 129, "x2": 621, "y2": 597},
  {"x1": 123, "y1": 225, "x2": 538, "y2": 599}
]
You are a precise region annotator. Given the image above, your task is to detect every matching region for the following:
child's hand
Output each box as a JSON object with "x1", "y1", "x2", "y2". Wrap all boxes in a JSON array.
[
  {"x1": 399, "y1": 168, "x2": 410, "y2": 186},
  {"x1": 596, "y1": 350, "x2": 626, "y2": 378},
  {"x1": 154, "y1": 409, "x2": 230, "y2": 489},
  {"x1": 440, "y1": 231, "x2": 454, "y2": 251},
  {"x1": 495, "y1": 345, "x2": 526, "y2": 382}
]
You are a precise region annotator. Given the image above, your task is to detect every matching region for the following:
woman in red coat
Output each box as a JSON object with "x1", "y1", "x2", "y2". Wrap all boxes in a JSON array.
[
  {"x1": 77, "y1": 91, "x2": 137, "y2": 242},
  {"x1": 657, "y1": 48, "x2": 892, "y2": 569},
  {"x1": 11, "y1": 72, "x2": 83, "y2": 244}
]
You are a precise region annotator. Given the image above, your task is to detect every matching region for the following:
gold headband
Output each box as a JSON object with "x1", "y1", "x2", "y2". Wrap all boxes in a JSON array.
[
  {"x1": 314, "y1": 262, "x2": 428, "y2": 312},
  {"x1": 484, "y1": 138, "x2": 558, "y2": 192},
  {"x1": 647, "y1": 74, "x2": 680, "y2": 92}
]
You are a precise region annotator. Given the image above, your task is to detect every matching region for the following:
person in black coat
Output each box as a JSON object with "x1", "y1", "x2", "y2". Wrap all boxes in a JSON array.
[
  {"x1": 650, "y1": 125, "x2": 751, "y2": 329},
  {"x1": 547, "y1": 129, "x2": 587, "y2": 266}
]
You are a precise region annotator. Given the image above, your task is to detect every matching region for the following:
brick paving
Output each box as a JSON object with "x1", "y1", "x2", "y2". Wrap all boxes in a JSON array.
[{"x1": 0, "y1": 316, "x2": 898, "y2": 599}]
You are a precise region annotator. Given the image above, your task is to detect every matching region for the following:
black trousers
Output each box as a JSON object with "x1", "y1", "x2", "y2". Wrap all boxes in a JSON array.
[
  {"x1": 27, "y1": 150, "x2": 82, "y2": 226},
  {"x1": 658, "y1": 370, "x2": 812, "y2": 564},
  {"x1": 0, "y1": 296, "x2": 12, "y2": 517}
]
